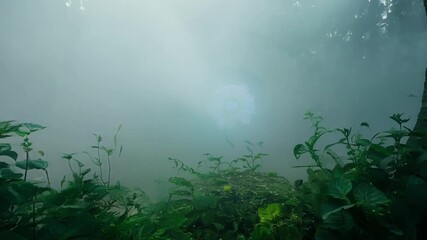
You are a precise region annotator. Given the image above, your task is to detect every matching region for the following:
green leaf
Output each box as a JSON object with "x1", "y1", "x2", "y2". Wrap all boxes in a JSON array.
[
  {"x1": 0, "y1": 150, "x2": 18, "y2": 161},
  {"x1": 258, "y1": 203, "x2": 282, "y2": 223},
  {"x1": 168, "y1": 177, "x2": 194, "y2": 191},
  {"x1": 322, "y1": 210, "x2": 354, "y2": 230},
  {"x1": 170, "y1": 190, "x2": 193, "y2": 196},
  {"x1": 81, "y1": 168, "x2": 91, "y2": 176},
  {"x1": 0, "y1": 168, "x2": 23, "y2": 180},
  {"x1": 353, "y1": 183, "x2": 390, "y2": 208},
  {"x1": 74, "y1": 159, "x2": 84, "y2": 168},
  {"x1": 0, "y1": 143, "x2": 12, "y2": 152},
  {"x1": 16, "y1": 159, "x2": 48, "y2": 170},
  {"x1": 21, "y1": 123, "x2": 46, "y2": 131},
  {"x1": 213, "y1": 222, "x2": 224, "y2": 230},
  {"x1": 251, "y1": 224, "x2": 275, "y2": 240},
  {"x1": 390, "y1": 113, "x2": 410, "y2": 125},
  {"x1": 321, "y1": 198, "x2": 355, "y2": 220},
  {"x1": 113, "y1": 124, "x2": 123, "y2": 147},
  {"x1": 0, "y1": 162, "x2": 9, "y2": 168},
  {"x1": 327, "y1": 178, "x2": 352, "y2": 200},
  {"x1": 14, "y1": 123, "x2": 45, "y2": 136},
  {"x1": 294, "y1": 144, "x2": 308, "y2": 159},
  {"x1": 367, "y1": 144, "x2": 393, "y2": 162},
  {"x1": 101, "y1": 146, "x2": 113, "y2": 156},
  {"x1": 119, "y1": 145, "x2": 123, "y2": 158},
  {"x1": 354, "y1": 138, "x2": 371, "y2": 146},
  {"x1": 62, "y1": 153, "x2": 75, "y2": 160},
  {"x1": 0, "y1": 144, "x2": 17, "y2": 160},
  {"x1": 93, "y1": 134, "x2": 102, "y2": 142}
]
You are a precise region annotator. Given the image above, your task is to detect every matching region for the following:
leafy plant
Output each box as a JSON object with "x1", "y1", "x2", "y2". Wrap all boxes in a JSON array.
[
  {"x1": 233, "y1": 141, "x2": 268, "y2": 171},
  {"x1": 0, "y1": 121, "x2": 50, "y2": 239},
  {"x1": 2, "y1": 112, "x2": 426, "y2": 239},
  {"x1": 293, "y1": 112, "x2": 427, "y2": 239},
  {"x1": 83, "y1": 125, "x2": 123, "y2": 187}
]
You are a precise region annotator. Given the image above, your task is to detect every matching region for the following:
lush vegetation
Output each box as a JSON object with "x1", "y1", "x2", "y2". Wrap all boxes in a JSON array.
[{"x1": 0, "y1": 113, "x2": 426, "y2": 239}]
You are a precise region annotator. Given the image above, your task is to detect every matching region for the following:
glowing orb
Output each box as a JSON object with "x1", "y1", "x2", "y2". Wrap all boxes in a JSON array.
[{"x1": 210, "y1": 85, "x2": 255, "y2": 129}]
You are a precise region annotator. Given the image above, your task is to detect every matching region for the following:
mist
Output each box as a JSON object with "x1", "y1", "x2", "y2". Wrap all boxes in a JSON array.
[{"x1": 1, "y1": 0, "x2": 426, "y2": 196}]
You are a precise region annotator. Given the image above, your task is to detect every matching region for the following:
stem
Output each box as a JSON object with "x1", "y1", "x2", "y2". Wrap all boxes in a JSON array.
[
  {"x1": 67, "y1": 159, "x2": 74, "y2": 174},
  {"x1": 32, "y1": 200, "x2": 36, "y2": 240},
  {"x1": 97, "y1": 142, "x2": 104, "y2": 184},
  {"x1": 107, "y1": 155, "x2": 111, "y2": 187},
  {"x1": 44, "y1": 169, "x2": 51, "y2": 187},
  {"x1": 24, "y1": 151, "x2": 29, "y2": 181}
]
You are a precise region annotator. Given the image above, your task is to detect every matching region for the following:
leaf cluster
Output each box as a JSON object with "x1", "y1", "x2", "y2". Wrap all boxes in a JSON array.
[{"x1": 293, "y1": 112, "x2": 427, "y2": 239}]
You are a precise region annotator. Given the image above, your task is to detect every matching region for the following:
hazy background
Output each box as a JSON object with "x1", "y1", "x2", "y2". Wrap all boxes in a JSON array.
[{"x1": 1, "y1": 0, "x2": 426, "y2": 196}]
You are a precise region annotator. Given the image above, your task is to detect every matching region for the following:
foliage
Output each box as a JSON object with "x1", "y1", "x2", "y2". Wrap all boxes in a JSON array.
[
  {"x1": 2, "y1": 112, "x2": 427, "y2": 239},
  {"x1": 0, "y1": 121, "x2": 142, "y2": 239},
  {"x1": 294, "y1": 112, "x2": 427, "y2": 240}
]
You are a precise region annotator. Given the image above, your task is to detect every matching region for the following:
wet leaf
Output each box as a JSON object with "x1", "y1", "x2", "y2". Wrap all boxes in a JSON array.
[
  {"x1": 353, "y1": 183, "x2": 390, "y2": 208},
  {"x1": 16, "y1": 159, "x2": 48, "y2": 170},
  {"x1": 168, "y1": 177, "x2": 194, "y2": 191},
  {"x1": 327, "y1": 178, "x2": 352, "y2": 200},
  {"x1": 294, "y1": 144, "x2": 308, "y2": 159}
]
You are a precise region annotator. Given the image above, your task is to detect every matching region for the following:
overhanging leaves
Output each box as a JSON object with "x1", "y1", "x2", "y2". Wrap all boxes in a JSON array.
[
  {"x1": 327, "y1": 178, "x2": 352, "y2": 200},
  {"x1": 353, "y1": 183, "x2": 390, "y2": 209},
  {"x1": 16, "y1": 159, "x2": 48, "y2": 170},
  {"x1": 294, "y1": 144, "x2": 308, "y2": 159}
]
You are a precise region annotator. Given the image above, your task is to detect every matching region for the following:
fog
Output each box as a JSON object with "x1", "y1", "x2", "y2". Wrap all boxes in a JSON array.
[{"x1": 1, "y1": 0, "x2": 426, "y2": 196}]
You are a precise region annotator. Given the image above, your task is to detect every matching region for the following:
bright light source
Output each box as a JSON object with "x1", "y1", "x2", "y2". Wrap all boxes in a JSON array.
[{"x1": 210, "y1": 85, "x2": 255, "y2": 129}]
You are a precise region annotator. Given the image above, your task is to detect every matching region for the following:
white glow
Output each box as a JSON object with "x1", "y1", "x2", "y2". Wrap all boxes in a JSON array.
[{"x1": 210, "y1": 85, "x2": 255, "y2": 129}]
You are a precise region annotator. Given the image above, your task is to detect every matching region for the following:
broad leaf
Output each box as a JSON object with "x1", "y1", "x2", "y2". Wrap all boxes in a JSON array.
[
  {"x1": 170, "y1": 190, "x2": 193, "y2": 197},
  {"x1": 16, "y1": 159, "x2": 48, "y2": 170},
  {"x1": 258, "y1": 203, "x2": 282, "y2": 223},
  {"x1": 0, "y1": 168, "x2": 23, "y2": 180},
  {"x1": 322, "y1": 210, "x2": 354, "y2": 230},
  {"x1": 353, "y1": 183, "x2": 390, "y2": 209},
  {"x1": 168, "y1": 177, "x2": 194, "y2": 191},
  {"x1": 294, "y1": 144, "x2": 308, "y2": 159},
  {"x1": 0, "y1": 144, "x2": 17, "y2": 160},
  {"x1": 327, "y1": 178, "x2": 352, "y2": 200},
  {"x1": 14, "y1": 123, "x2": 45, "y2": 136},
  {"x1": 321, "y1": 197, "x2": 355, "y2": 220}
]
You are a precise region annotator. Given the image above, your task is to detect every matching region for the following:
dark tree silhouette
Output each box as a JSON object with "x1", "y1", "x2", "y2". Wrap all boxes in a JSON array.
[
  {"x1": 407, "y1": 69, "x2": 427, "y2": 148},
  {"x1": 407, "y1": 2, "x2": 427, "y2": 149}
]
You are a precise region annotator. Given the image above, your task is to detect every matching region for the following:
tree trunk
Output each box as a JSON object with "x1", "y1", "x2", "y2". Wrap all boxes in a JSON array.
[
  {"x1": 406, "y1": 69, "x2": 427, "y2": 149},
  {"x1": 406, "y1": 2, "x2": 427, "y2": 149}
]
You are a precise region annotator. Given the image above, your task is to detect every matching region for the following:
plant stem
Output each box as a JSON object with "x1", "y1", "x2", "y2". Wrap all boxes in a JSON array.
[
  {"x1": 32, "y1": 200, "x2": 36, "y2": 240},
  {"x1": 107, "y1": 155, "x2": 111, "y2": 187},
  {"x1": 97, "y1": 141, "x2": 104, "y2": 184},
  {"x1": 44, "y1": 169, "x2": 51, "y2": 187},
  {"x1": 67, "y1": 159, "x2": 74, "y2": 174},
  {"x1": 24, "y1": 151, "x2": 29, "y2": 181}
]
